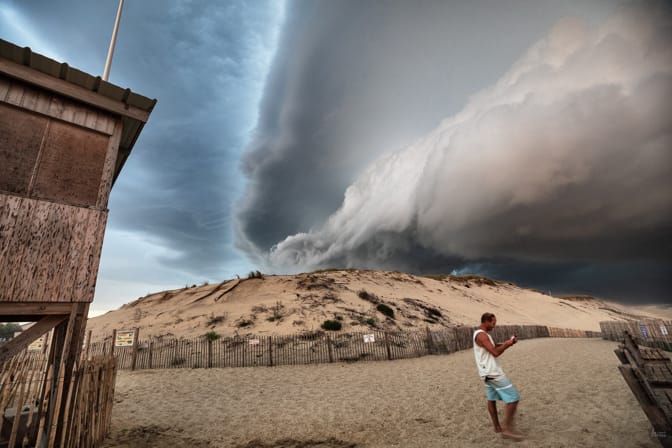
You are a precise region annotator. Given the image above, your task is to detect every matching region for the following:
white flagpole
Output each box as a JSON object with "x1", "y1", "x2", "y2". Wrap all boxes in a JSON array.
[{"x1": 103, "y1": 0, "x2": 125, "y2": 81}]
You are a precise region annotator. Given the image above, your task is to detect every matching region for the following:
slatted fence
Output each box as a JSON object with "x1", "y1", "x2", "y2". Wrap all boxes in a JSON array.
[
  {"x1": 87, "y1": 324, "x2": 597, "y2": 371},
  {"x1": 0, "y1": 350, "x2": 116, "y2": 448},
  {"x1": 600, "y1": 320, "x2": 672, "y2": 351}
]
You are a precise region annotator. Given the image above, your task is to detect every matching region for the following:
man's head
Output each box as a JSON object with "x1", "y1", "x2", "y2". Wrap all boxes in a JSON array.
[{"x1": 481, "y1": 312, "x2": 496, "y2": 331}]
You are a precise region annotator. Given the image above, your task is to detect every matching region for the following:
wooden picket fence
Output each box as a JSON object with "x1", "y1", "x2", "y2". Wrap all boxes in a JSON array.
[
  {"x1": 600, "y1": 320, "x2": 672, "y2": 351},
  {"x1": 87, "y1": 324, "x2": 601, "y2": 371},
  {"x1": 0, "y1": 350, "x2": 116, "y2": 448},
  {"x1": 548, "y1": 327, "x2": 602, "y2": 338}
]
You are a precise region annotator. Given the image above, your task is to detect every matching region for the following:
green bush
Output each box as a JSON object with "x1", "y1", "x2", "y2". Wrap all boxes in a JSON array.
[
  {"x1": 357, "y1": 290, "x2": 380, "y2": 304},
  {"x1": 376, "y1": 303, "x2": 395, "y2": 318},
  {"x1": 321, "y1": 320, "x2": 342, "y2": 331},
  {"x1": 204, "y1": 331, "x2": 221, "y2": 341},
  {"x1": 0, "y1": 323, "x2": 22, "y2": 340}
]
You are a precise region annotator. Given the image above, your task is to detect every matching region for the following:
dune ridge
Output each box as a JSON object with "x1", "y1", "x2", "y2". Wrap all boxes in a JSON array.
[{"x1": 87, "y1": 270, "x2": 672, "y2": 340}]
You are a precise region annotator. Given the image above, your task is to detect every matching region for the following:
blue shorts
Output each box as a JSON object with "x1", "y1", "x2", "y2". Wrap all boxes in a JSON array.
[{"x1": 483, "y1": 375, "x2": 520, "y2": 403}]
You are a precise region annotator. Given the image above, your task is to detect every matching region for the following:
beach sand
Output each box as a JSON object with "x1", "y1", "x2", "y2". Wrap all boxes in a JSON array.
[{"x1": 103, "y1": 338, "x2": 659, "y2": 448}]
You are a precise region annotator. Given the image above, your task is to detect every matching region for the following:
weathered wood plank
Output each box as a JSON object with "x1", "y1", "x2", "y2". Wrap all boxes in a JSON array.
[
  {"x1": 96, "y1": 119, "x2": 122, "y2": 208},
  {"x1": 0, "y1": 194, "x2": 106, "y2": 302},
  {"x1": 1, "y1": 75, "x2": 116, "y2": 135},
  {"x1": 0, "y1": 302, "x2": 73, "y2": 317},
  {"x1": 0, "y1": 60, "x2": 151, "y2": 123},
  {"x1": 5, "y1": 79, "x2": 25, "y2": 105},
  {"x1": 0, "y1": 75, "x2": 10, "y2": 100}
]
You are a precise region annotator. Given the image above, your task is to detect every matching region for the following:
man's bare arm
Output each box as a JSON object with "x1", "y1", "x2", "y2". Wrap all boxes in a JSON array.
[{"x1": 476, "y1": 332, "x2": 516, "y2": 357}]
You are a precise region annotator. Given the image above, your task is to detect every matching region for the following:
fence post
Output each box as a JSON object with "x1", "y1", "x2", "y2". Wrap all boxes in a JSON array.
[
  {"x1": 111, "y1": 329, "x2": 117, "y2": 356},
  {"x1": 84, "y1": 330, "x2": 92, "y2": 360},
  {"x1": 326, "y1": 333, "x2": 334, "y2": 363},
  {"x1": 148, "y1": 340, "x2": 153, "y2": 369},
  {"x1": 425, "y1": 327, "x2": 434, "y2": 355},
  {"x1": 207, "y1": 338, "x2": 213, "y2": 368},
  {"x1": 131, "y1": 328, "x2": 140, "y2": 371},
  {"x1": 268, "y1": 337, "x2": 274, "y2": 367},
  {"x1": 384, "y1": 331, "x2": 392, "y2": 361}
]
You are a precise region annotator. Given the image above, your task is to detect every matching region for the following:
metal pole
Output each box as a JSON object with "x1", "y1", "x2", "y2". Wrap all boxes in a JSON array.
[{"x1": 103, "y1": 0, "x2": 124, "y2": 81}]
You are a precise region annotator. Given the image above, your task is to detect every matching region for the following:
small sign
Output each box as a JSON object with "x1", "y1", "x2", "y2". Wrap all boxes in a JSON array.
[
  {"x1": 115, "y1": 330, "x2": 135, "y2": 347},
  {"x1": 28, "y1": 336, "x2": 44, "y2": 351},
  {"x1": 661, "y1": 325, "x2": 669, "y2": 336},
  {"x1": 640, "y1": 324, "x2": 649, "y2": 340},
  {"x1": 363, "y1": 334, "x2": 375, "y2": 343},
  {"x1": 248, "y1": 339, "x2": 260, "y2": 345}
]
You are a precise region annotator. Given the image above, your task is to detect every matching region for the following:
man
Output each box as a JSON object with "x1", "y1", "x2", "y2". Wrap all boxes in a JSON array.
[{"x1": 473, "y1": 312, "x2": 523, "y2": 439}]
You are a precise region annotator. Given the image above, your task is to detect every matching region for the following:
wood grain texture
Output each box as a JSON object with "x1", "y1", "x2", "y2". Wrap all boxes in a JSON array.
[
  {"x1": 0, "y1": 194, "x2": 107, "y2": 303},
  {"x1": 0, "y1": 75, "x2": 115, "y2": 135},
  {"x1": 0, "y1": 102, "x2": 48, "y2": 194}
]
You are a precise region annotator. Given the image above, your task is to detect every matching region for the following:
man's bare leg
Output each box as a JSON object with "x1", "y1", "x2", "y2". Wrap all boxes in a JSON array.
[
  {"x1": 487, "y1": 400, "x2": 502, "y2": 433},
  {"x1": 501, "y1": 401, "x2": 524, "y2": 439}
]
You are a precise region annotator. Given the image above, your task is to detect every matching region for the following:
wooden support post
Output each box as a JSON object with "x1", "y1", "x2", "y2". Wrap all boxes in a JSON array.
[
  {"x1": 46, "y1": 306, "x2": 77, "y2": 448},
  {"x1": 131, "y1": 328, "x2": 140, "y2": 371},
  {"x1": 148, "y1": 340, "x2": 154, "y2": 369},
  {"x1": 268, "y1": 336, "x2": 273, "y2": 367}
]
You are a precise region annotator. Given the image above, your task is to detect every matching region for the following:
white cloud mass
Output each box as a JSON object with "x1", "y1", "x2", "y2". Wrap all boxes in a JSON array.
[{"x1": 267, "y1": 3, "x2": 672, "y2": 272}]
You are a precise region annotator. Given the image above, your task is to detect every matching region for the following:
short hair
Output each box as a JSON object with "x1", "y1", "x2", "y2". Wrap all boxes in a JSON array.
[{"x1": 481, "y1": 312, "x2": 496, "y2": 323}]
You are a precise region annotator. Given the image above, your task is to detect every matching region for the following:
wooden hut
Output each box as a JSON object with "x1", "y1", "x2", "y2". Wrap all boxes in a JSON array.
[{"x1": 0, "y1": 38, "x2": 155, "y2": 444}]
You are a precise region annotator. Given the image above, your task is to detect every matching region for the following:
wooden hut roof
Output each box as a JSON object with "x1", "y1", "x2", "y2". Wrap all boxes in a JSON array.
[{"x1": 0, "y1": 38, "x2": 157, "y2": 184}]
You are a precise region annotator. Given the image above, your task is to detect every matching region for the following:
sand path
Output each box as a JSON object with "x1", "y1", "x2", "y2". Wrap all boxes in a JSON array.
[{"x1": 103, "y1": 338, "x2": 659, "y2": 447}]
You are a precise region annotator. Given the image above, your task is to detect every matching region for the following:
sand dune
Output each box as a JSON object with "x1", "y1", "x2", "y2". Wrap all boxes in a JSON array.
[
  {"x1": 88, "y1": 270, "x2": 672, "y2": 340},
  {"x1": 101, "y1": 338, "x2": 661, "y2": 448}
]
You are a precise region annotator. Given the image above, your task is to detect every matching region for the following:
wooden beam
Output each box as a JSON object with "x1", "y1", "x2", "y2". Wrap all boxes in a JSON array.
[
  {"x1": 0, "y1": 315, "x2": 66, "y2": 365},
  {"x1": 0, "y1": 59, "x2": 151, "y2": 123},
  {"x1": 618, "y1": 365, "x2": 672, "y2": 437},
  {"x1": 0, "y1": 302, "x2": 74, "y2": 317},
  {"x1": 623, "y1": 331, "x2": 646, "y2": 367}
]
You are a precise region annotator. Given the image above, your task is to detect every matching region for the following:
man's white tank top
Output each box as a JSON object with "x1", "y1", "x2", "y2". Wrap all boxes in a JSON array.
[{"x1": 473, "y1": 329, "x2": 504, "y2": 378}]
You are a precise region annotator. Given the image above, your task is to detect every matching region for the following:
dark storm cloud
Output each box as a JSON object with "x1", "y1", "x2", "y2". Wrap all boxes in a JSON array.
[
  {"x1": 238, "y1": 1, "x2": 672, "y2": 304},
  {"x1": 103, "y1": 1, "x2": 283, "y2": 279},
  {"x1": 236, "y1": 0, "x2": 607, "y2": 255}
]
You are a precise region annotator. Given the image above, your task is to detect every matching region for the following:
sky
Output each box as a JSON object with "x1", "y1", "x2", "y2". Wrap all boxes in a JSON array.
[{"x1": 1, "y1": 0, "x2": 670, "y2": 310}]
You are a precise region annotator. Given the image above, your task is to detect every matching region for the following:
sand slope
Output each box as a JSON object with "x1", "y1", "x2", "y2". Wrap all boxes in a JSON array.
[{"x1": 87, "y1": 270, "x2": 672, "y2": 339}]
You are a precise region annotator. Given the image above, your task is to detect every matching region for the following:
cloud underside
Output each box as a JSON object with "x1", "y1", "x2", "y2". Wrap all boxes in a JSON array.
[{"x1": 237, "y1": 2, "x2": 672, "y2": 302}]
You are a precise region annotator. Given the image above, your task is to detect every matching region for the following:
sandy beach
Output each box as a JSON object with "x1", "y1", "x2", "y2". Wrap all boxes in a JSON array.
[{"x1": 102, "y1": 338, "x2": 660, "y2": 448}]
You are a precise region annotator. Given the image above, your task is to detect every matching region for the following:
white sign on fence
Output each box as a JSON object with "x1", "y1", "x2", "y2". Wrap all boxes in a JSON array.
[
  {"x1": 640, "y1": 324, "x2": 649, "y2": 340},
  {"x1": 661, "y1": 325, "x2": 669, "y2": 336},
  {"x1": 249, "y1": 339, "x2": 260, "y2": 345},
  {"x1": 115, "y1": 330, "x2": 135, "y2": 347},
  {"x1": 28, "y1": 336, "x2": 44, "y2": 351},
  {"x1": 363, "y1": 334, "x2": 375, "y2": 343}
]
